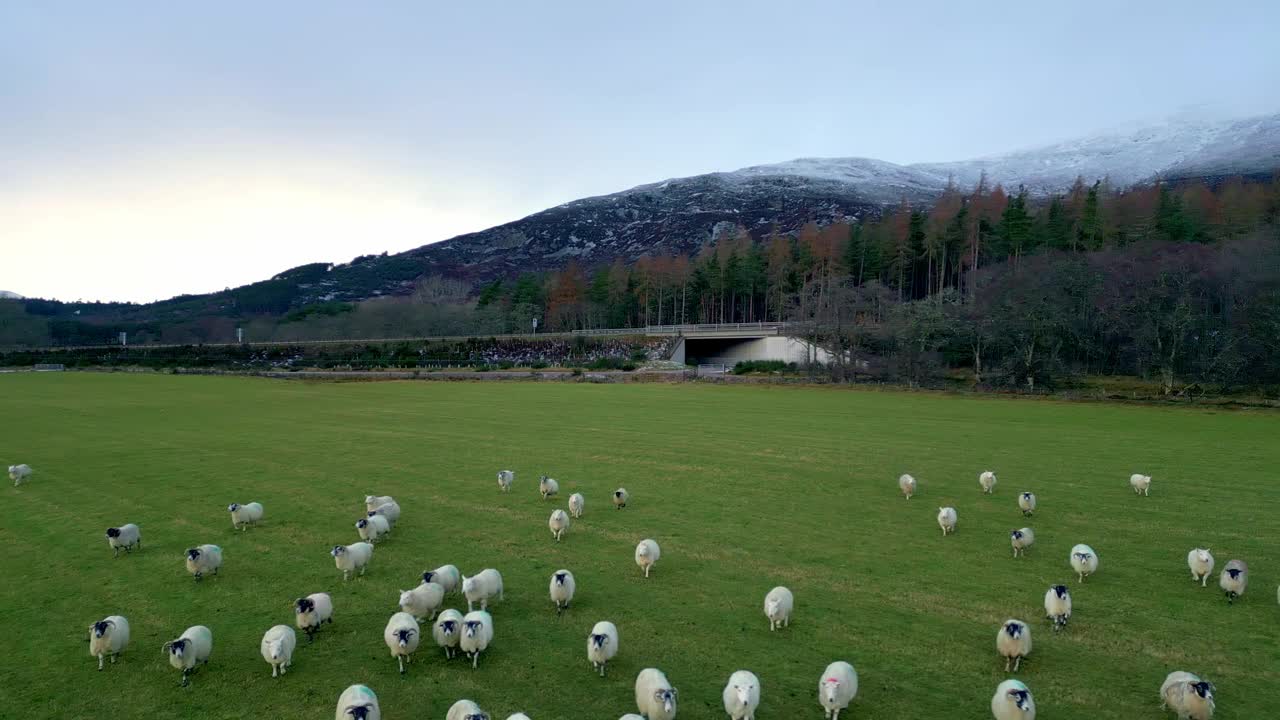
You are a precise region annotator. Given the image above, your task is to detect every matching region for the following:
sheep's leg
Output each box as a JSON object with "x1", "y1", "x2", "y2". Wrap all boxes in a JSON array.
[
  {"x1": 194, "y1": 572, "x2": 203, "y2": 582},
  {"x1": 181, "y1": 669, "x2": 191, "y2": 687},
  {"x1": 113, "y1": 547, "x2": 120, "y2": 558},
  {"x1": 111, "y1": 653, "x2": 118, "y2": 664},
  {"x1": 472, "y1": 652, "x2": 479, "y2": 669},
  {"x1": 125, "y1": 545, "x2": 132, "y2": 554},
  {"x1": 281, "y1": 663, "x2": 287, "y2": 675},
  {"x1": 467, "y1": 600, "x2": 474, "y2": 612},
  {"x1": 1014, "y1": 656, "x2": 1022, "y2": 671},
  {"x1": 97, "y1": 654, "x2": 104, "y2": 670},
  {"x1": 397, "y1": 656, "x2": 405, "y2": 674},
  {"x1": 785, "y1": 616, "x2": 789, "y2": 627},
  {"x1": 1004, "y1": 657, "x2": 1011, "y2": 671},
  {"x1": 272, "y1": 664, "x2": 278, "y2": 678},
  {"x1": 360, "y1": 565, "x2": 366, "y2": 576},
  {"x1": 1201, "y1": 576, "x2": 1207, "y2": 588}
]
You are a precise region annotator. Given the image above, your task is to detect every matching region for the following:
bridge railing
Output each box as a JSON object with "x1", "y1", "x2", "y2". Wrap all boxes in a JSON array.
[{"x1": 644, "y1": 322, "x2": 793, "y2": 335}]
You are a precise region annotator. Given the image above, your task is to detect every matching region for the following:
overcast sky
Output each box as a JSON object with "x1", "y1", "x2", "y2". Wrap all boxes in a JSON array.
[{"x1": 3, "y1": 1, "x2": 1278, "y2": 303}]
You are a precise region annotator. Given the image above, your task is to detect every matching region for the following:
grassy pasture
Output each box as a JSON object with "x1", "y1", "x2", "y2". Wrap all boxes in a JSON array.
[{"x1": 1, "y1": 373, "x2": 1277, "y2": 719}]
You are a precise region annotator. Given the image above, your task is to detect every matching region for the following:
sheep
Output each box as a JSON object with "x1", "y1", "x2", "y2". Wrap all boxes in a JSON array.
[
  {"x1": 356, "y1": 514, "x2": 390, "y2": 543},
  {"x1": 1219, "y1": 560, "x2": 1248, "y2": 604},
  {"x1": 764, "y1": 586, "x2": 793, "y2": 631},
  {"x1": 227, "y1": 501, "x2": 264, "y2": 530},
  {"x1": 569, "y1": 492, "x2": 585, "y2": 518},
  {"x1": 105, "y1": 523, "x2": 141, "y2": 557},
  {"x1": 335, "y1": 684, "x2": 381, "y2": 720},
  {"x1": 497, "y1": 470, "x2": 514, "y2": 493},
  {"x1": 1043, "y1": 585, "x2": 1072, "y2": 632},
  {"x1": 260, "y1": 625, "x2": 296, "y2": 677},
  {"x1": 937, "y1": 507, "x2": 957, "y2": 536},
  {"x1": 294, "y1": 592, "x2": 334, "y2": 642},
  {"x1": 1070, "y1": 544, "x2": 1098, "y2": 582},
  {"x1": 818, "y1": 661, "x2": 858, "y2": 720},
  {"x1": 1187, "y1": 548, "x2": 1215, "y2": 587},
  {"x1": 433, "y1": 609, "x2": 464, "y2": 659},
  {"x1": 446, "y1": 700, "x2": 490, "y2": 720},
  {"x1": 367, "y1": 501, "x2": 401, "y2": 527},
  {"x1": 382, "y1": 611, "x2": 420, "y2": 674},
  {"x1": 898, "y1": 473, "x2": 917, "y2": 499},
  {"x1": 163, "y1": 625, "x2": 213, "y2": 687},
  {"x1": 991, "y1": 679, "x2": 1036, "y2": 720},
  {"x1": 1160, "y1": 671, "x2": 1215, "y2": 720},
  {"x1": 88, "y1": 615, "x2": 130, "y2": 670},
  {"x1": 460, "y1": 610, "x2": 494, "y2": 668},
  {"x1": 462, "y1": 569, "x2": 504, "y2": 611},
  {"x1": 549, "y1": 570, "x2": 576, "y2": 615},
  {"x1": 635, "y1": 539, "x2": 661, "y2": 578},
  {"x1": 635, "y1": 668, "x2": 678, "y2": 720},
  {"x1": 587, "y1": 620, "x2": 618, "y2": 677},
  {"x1": 1018, "y1": 491, "x2": 1036, "y2": 516},
  {"x1": 332, "y1": 542, "x2": 373, "y2": 581},
  {"x1": 619, "y1": 716, "x2": 645, "y2": 720},
  {"x1": 1130, "y1": 473, "x2": 1152, "y2": 496},
  {"x1": 184, "y1": 544, "x2": 222, "y2": 581},
  {"x1": 364, "y1": 495, "x2": 395, "y2": 512},
  {"x1": 980, "y1": 470, "x2": 998, "y2": 494},
  {"x1": 1010, "y1": 528, "x2": 1035, "y2": 558},
  {"x1": 423, "y1": 564, "x2": 461, "y2": 595},
  {"x1": 613, "y1": 488, "x2": 629, "y2": 508},
  {"x1": 996, "y1": 619, "x2": 1032, "y2": 671},
  {"x1": 8, "y1": 463, "x2": 32, "y2": 486},
  {"x1": 399, "y1": 582, "x2": 446, "y2": 621},
  {"x1": 539, "y1": 475, "x2": 559, "y2": 499},
  {"x1": 505, "y1": 715, "x2": 530, "y2": 720},
  {"x1": 549, "y1": 509, "x2": 571, "y2": 542},
  {"x1": 722, "y1": 670, "x2": 760, "y2": 720}
]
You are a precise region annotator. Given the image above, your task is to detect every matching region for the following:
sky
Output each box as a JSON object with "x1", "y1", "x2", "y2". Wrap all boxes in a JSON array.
[{"x1": 3, "y1": 1, "x2": 1278, "y2": 303}]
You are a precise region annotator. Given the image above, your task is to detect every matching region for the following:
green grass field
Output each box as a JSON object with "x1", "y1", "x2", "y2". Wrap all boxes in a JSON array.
[{"x1": 2, "y1": 374, "x2": 1277, "y2": 719}]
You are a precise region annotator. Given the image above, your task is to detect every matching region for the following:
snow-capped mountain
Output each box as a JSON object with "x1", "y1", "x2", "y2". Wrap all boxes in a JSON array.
[{"x1": 0, "y1": 290, "x2": 25, "y2": 300}]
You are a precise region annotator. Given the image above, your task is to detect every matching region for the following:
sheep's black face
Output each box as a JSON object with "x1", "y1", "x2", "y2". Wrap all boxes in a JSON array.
[
  {"x1": 1191, "y1": 681, "x2": 1213, "y2": 699},
  {"x1": 169, "y1": 639, "x2": 188, "y2": 655},
  {"x1": 93, "y1": 621, "x2": 112, "y2": 637},
  {"x1": 227, "y1": 503, "x2": 239, "y2": 512},
  {"x1": 395, "y1": 629, "x2": 415, "y2": 646},
  {"x1": 422, "y1": 571, "x2": 436, "y2": 584},
  {"x1": 1052, "y1": 585, "x2": 1068, "y2": 598},
  {"x1": 331, "y1": 546, "x2": 346, "y2": 557},
  {"x1": 106, "y1": 527, "x2": 120, "y2": 538},
  {"x1": 346, "y1": 704, "x2": 372, "y2": 720},
  {"x1": 465, "y1": 713, "x2": 489, "y2": 720},
  {"x1": 464, "y1": 621, "x2": 481, "y2": 637},
  {"x1": 186, "y1": 548, "x2": 201, "y2": 561},
  {"x1": 1011, "y1": 530, "x2": 1022, "y2": 540},
  {"x1": 554, "y1": 572, "x2": 568, "y2": 585},
  {"x1": 1004, "y1": 622, "x2": 1022, "y2": 637},
  {"x1": 1227, "y1": 568, "x2": 1242, "y2": 580},
  {"x1": 615, "y1": 490, "x2": 623, "y2": 498},
  {"x1": 439, "y1": 620, "x2": 457, "y2": 635},
  {"x1": 295, "y1": 598, "x2": 313, "y2": 614},
  {"x1": 366, "y1": 511, "x2": 377, "y2": 518},
  {"x1": 591, "y1": 633, "x2": 607, "y2": 649},
  {"x1": 356, "y1": 519, "x2": 368, "y2": 529},
  {"x1": 1022, "y1": 492, "x2": 1032, "y2": 500},
  {"x1": 1009, "y1": 689, "x2": 1031, "y2": 709},
  {"x1": 655, "y1": 689, "x2": 677, "y2": 710}
]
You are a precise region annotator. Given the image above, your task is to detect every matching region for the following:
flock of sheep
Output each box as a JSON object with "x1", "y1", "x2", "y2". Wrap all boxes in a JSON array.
[{"x1": 7, "y1": 457, "x2": 1270, "y2": 719}]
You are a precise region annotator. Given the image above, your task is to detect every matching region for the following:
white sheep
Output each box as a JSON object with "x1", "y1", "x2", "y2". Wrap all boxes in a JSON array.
[
  {"x1": 446, "y1": 700, "x2": 490, "y2": 720},
  {"x1": 163, "y1": 625, "x2": 213, "y2": 686},
  {"x1": 433, "y1": 609, "x2": 464, "y2": 659},
  {"x1": 332, "y1": 542, "x2": 374, "y2": 581},
  {"x1": 8, "y1": 463, "x2": 32, "y2": 486},
  {"x1": 228, "y1": 501, "x2": 264, "y2": 530},
  {"x1": 991, "y1": 679, "x2": 1036, "y2": 720},
  {"x1": 367, "y1": 501, "x2": 401, "y2": 527},
  {"x1": 636, "y1": 668, "x2": 678, "y2": 720},
  {"x1": 294, "y1": 592, "x2": 334, "y2": 642},
  {"x1": 1219, "y1": 559, "x2": 1248, "y2": 604},
  {"x1": 399, "y1": 582, "x2": 446, "y2": 621},
  {"x1": 619, "y1": 716, "x2": 645, "y2": 720},
  {"x1": 460, "y1": 610, "x2": 494, "y2": 669},
  {"x1": 423, "y1": 564, "x2": 462, "y2": 595},
  {"x1": 505, "y1": 714, "x2": 530, "y2": 720},
  {"x1": 764, "y1": 586, "x2": 793, "y2": 631},
  {"x1": 722, "y1": 670, "x2": 760, "y2": 720},
  {"x1": 937, "y1": 507, "x2": 957, "y2": 536},
  {"x1": 1187, "y1": 548, "x2": 1215, "y2": 587},
  {"x1": 1043, "y1": 585, "x2": 1072, "y2": 632},
  {"x1": 818, "y1": 661, "x2": 858, "y2": 720},
  {"x1": 635, "y1": 539, "x2": 661, "y2": 578},
  {"x1": 569, "y1": 492, "x2": 585, "y2": 518},
  {"x1": 1129, "y1": 473, "x2": 1152, "y2": 496},
  {"x1": 497, "y1": 470, "x2": 514, "y2": 492},
  {"x1": 539, "y1": 475, "x2": 559, "y2": 499},
  {"x1": 549, "y1": 509, "x2": 571, "y2": 542},
  {"x1": 105, "y1": 524, "x2": 141, "y2": 557},
  {"x1": 356, "y1": 515, "x2": 390, "y2": 543},
  {"x1": 1018, "y1": 492, "x2": 1036, "y2": 516},
  {"x1": 1010, "y1": 528, "x2": 1035, "y2": 558},
  {"x1": 184, "y1": 544, "x2": 222, "y2": 581},
  {"x1": 549, "y1": 570, "x2": 576, "y2": 615},
  {"x1": 587, "y1": 620, "x2": 618, "y2": 677},
  {"x1": 996, "y1": 619, "x2": 1032, "y2": 671},
  {"x1": 462, "y1": 569, "x2": 504, "y2": 611},
  {"x1": 1160, "y1": 671, "x2": 1215, "y2": 720},
  {"x1": 613, "y1": 488, "x2": 629, "y2": 509},
  {"x1": 383, "y1": 611, "x2": 420, "y2": 674},
  {"x1": 1070, "y1": 544, "x2": 1098, "y2": 582},
  {"x1": 88, "y1": 615, "x2": 130, "y2": 670},
  {"x1": 364, "y1": 495, "x2": 395, "y2": 512},
  {"x1": 335, "y1": 684, "x2": 381, "y2": 720},
  {"x1": 980, "y1": 470, "x2": 998, "y2": 494},
  {"x1": 898, "y1": 473, "x2": 917, "y2": 500},
  {"x1": 260, "y1": 625, "x2": 296, "y2": 677}
]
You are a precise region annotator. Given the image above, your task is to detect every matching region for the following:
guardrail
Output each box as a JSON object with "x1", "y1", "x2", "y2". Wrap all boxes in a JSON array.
[{"x1": 644, "y1": 322, "x2": 792, "y2": 335}]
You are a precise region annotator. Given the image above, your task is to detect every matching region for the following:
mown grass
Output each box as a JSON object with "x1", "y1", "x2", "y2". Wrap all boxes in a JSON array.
[{"x1": 1, "y1": 373, "x2": 1277, "y2": 719}]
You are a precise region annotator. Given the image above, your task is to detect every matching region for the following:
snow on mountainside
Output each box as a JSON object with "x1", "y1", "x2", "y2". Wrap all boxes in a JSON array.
[{"x1": 0, "y1": 290, "x2": 25, "y2": 300}]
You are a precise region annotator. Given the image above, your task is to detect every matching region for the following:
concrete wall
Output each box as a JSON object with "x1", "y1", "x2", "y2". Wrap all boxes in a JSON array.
[{"x1": 679, "y1": 335, "x2": 834, "y2": 365}]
